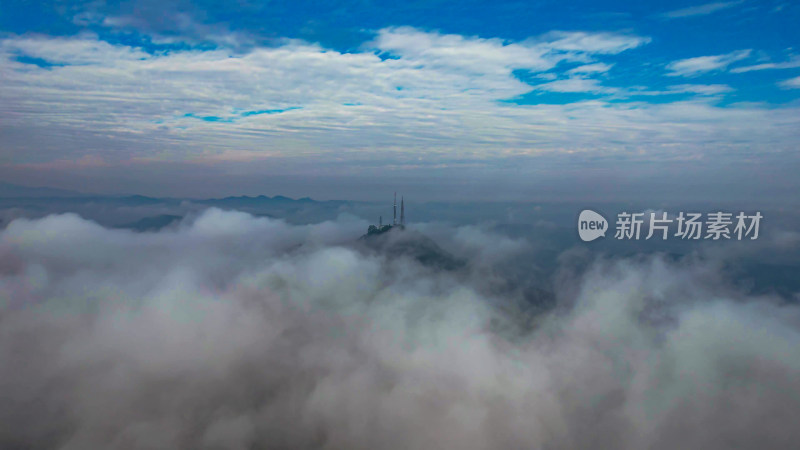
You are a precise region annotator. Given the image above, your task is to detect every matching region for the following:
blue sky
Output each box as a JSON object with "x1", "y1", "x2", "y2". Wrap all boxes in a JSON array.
[{"x1": 0, "y1": 0, "x2": 798, "y2": 200}]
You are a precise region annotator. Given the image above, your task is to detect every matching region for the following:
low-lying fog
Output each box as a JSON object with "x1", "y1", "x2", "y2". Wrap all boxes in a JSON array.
[{"x1": 1, "y1": 208, "x2": 799, "y2": 449}]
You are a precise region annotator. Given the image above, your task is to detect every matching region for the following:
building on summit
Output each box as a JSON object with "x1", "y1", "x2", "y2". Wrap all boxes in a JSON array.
[{"x1": 367, "y1": 193, "x2": 405, "y2": 236}]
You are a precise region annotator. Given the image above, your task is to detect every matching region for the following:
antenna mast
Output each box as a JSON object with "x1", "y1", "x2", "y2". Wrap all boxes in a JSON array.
[{"x1": 393, "y1": 192, "x2": 397, "y2": 225}]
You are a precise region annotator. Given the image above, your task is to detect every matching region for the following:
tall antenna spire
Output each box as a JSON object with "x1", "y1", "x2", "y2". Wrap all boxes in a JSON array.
[
  {"x1": 400, "y1": 196, "x2": 405, "y2": 226},
  {"x1": 393, "y1": 192, "x2": 397, "y2": 225}
]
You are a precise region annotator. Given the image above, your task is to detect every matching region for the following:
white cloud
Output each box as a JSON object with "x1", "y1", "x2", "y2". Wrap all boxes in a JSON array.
[
  {"x1": 666, "y1": 49, "x2": 752, "y2": 76},
  {"x1": 618, "y1": 84, "x2": 734, "y2": 98},
  {"x1": 370, "y1": 26, "x2": 553, "y2": 74},
  {"x1": 0, "y1": 28, "x2": 650, "y2": 167},
  {"x1": 369, "y1": 27, "x2": 645, "y2": 76},
  {"x1": 0, "y1": 29, "x2": 798, "y2": 183},
  {"x1": 532, "y1": 31, "x2": 650, "y2": 54},
  {"x1": 567, "y1": 63, "x2": 614, "y2": 74},
  {"x1": 667, "y1": 84, "x2": 733, "y2": 95},
  {"x1": 779, "y1": 76, "x2": 800, "y2": 89},
  {"x1": 732, "y1": 56, "x2": 800, "y2": 73},
  {"x1": 534, "y1": 77, "x2": 614, "y2": 93},
  {"x1": 658, "y1": 0, "x2": 744, "y2": 19}
]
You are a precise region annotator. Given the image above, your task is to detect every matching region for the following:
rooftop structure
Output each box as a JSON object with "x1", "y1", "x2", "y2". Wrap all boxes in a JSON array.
[{"x1": 366, "y1": 193, "x2": 406, "y2": 236}]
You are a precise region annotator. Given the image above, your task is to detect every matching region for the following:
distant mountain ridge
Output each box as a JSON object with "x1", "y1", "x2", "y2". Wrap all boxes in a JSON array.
[
  {"x1": 0, "y1": 183, "x2": 328, "y2": 203},
  {"x1": 0, "y1": 182, "x2": 88, "y2": 198},
  {"x1": 196, "y1": 195, "x2": 325, "y2": 207}
]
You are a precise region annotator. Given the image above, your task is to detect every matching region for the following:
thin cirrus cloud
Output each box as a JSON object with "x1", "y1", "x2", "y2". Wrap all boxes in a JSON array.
[
  {"x1": 731, "y1": 56, "x2": 800, "y2": 73},
  {"x1": 780, "y1": 75, "x2": 800, "y2": 89},
  {"x1": 657, "y1": 0, "x2": 745, "y2": 19},
  {"x1": 567, "y1": 63, "x2": 614, "y2": 74},
  {"x1": 666, "y1": 49, "x2": 752, "y2": 76},
  {"x1": 533, "y1": 77, "x2": 615, "y2": 94},
  {"x1": 665, "y1": 84, "x2": 733, "y2": 95}
]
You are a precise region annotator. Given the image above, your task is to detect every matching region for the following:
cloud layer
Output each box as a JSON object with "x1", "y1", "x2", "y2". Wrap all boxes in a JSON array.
[
  {"x1": 666, "y1": 50, "x2": 752, "y2": 77},
  {"x1": 1, "y1": 26, "x2": 799, "y2": 190},
  {"x1": 1, "y1": 209, "x2": 799, "y2": 449}
]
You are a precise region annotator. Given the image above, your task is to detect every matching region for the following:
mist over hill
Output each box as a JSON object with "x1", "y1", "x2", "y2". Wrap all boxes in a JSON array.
[{"x1": 1, "y1": 206, "x2": 799, "y2": 449}]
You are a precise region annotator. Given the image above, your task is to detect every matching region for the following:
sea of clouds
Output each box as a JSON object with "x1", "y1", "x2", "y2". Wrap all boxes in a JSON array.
[{"x1": 1, "y1": 208, "x2": 799, "y2": 449}]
